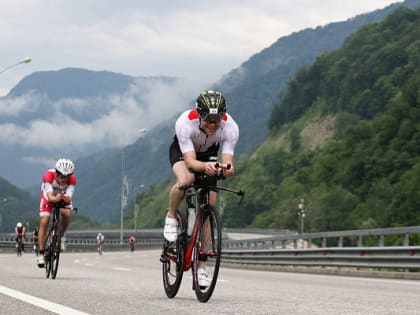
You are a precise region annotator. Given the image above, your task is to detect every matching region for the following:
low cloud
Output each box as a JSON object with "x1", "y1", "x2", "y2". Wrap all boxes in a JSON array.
[{"x1": 0, "y1": 77, "x2": 210, "y2": 154}]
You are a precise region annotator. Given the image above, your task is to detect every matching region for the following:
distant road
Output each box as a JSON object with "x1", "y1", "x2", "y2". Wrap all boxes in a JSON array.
[{"x1": 1, "y1": 250, "x2": 420, "y2": 314}]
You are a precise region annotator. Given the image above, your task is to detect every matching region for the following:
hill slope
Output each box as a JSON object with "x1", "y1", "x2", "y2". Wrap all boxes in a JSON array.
[{"x1": 222, "y1": 6, "x2": 420, "y2": 231}]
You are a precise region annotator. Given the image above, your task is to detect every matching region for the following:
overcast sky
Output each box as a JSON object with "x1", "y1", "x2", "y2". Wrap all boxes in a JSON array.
[{"x1": 0, "y1": 0, "x2": 402, "y2": 96}]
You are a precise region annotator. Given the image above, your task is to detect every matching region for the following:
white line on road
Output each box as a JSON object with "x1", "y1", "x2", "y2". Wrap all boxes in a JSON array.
[
  {"x1": 0, "y1": 284, "x2": 90, "y2": 315},
  {"x1": 113, "y1": 267, "x2": 131, "y2": 271}
]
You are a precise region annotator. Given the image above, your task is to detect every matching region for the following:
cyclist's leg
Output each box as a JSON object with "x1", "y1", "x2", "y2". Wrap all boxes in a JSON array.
[
  {"x1": 38, "y1": 199, "x2": 52, "y2": 256},
  {"x1": 198, "y1": 191, "x2": 217, "y2": 270},
  {"x1": 165, "y1": 161, "x2": 193, "y2": 241},
  {"x1": 38, "y1": 216, "x2": 50, "y2": 254},
  {"x1": 168, "y1": 161, "x2": 193, "y2": 218},
  {"x1": 60, "y1": 207, "x2": 71, "y2": 235}
]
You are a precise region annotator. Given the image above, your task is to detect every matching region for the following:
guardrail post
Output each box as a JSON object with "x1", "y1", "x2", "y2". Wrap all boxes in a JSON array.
[
  {"x1": 404, "y1": 234, "x2": 409, "y2": 246},
  {"x1": 322, "y1": 237, "x2": 326, "y2": 248},
  {"x1": 338, "y1": 236, "x2": 343, "y2": 247},
  {"x1": 358, "y1": 235, "x2": 363, "y2": 247},
  {"x1": 379, "y1": 235, "x2": 384, "y2": 247}
]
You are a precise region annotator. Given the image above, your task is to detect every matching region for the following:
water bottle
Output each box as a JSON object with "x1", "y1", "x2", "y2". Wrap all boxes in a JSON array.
[{"x1": 187, "y1": 207, "x2": 196, "y2": 236}]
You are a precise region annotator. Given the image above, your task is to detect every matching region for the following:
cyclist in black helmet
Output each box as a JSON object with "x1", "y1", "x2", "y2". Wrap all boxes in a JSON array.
[{"x1": 165, "y1": 90, "x2": 239, "y2": 287}]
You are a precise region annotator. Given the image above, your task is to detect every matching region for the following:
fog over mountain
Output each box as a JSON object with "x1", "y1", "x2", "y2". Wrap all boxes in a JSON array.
[{"x1": 0, "y1": 68, "x2": 210, "y2": 188}]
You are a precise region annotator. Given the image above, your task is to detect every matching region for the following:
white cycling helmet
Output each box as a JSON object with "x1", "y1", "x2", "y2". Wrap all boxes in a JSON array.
[
  {"x1": 55, "y1": 158, "x2": 75, "y2": 176},
  {"x1": 17, "y1": 222, "x2": 23, "y2": 228}
]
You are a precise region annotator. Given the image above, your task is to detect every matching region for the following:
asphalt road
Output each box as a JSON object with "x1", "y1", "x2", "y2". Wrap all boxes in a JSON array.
[{"x1": 1, "y1": 249, "x2": 420, "y2": 314}]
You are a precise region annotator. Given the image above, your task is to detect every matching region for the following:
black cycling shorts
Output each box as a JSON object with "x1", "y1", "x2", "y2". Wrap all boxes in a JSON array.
[{"x1": 169, "y1": 135, "x2": 220, "y2": 167}]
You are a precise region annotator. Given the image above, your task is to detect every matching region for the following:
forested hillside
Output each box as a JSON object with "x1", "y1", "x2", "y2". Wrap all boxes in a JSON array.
[
  {"x1": 128, "y1": 7, "x2": 420, "y2": 232},
  {"x1": 0, "y1": 177, "x2": 38, "y2": 232},
  {"x1": 223, "y1": 7, "x2": 420, "y2": 231}
]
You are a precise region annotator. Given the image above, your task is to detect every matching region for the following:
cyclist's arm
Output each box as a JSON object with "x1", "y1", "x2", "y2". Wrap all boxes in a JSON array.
[
  {"x1": 221, "y1": 153, "x2": 235, "y2": 177},
  {"x1": 46, "y1": 190, "x2": 64, "y2": 203},
  {"x1": 183, "y1": 151, "x2": 207, "y2": 172},
  {"x1": 184, "y1": 151, "x2": 220, "y2": 176}
]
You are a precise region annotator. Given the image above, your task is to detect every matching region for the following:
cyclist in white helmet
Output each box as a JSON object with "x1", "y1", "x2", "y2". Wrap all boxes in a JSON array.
[
  {"x1": 15, "y1": 222, "x2": 26, "y2": 251},
  {"x1": 36, "y1": 158, "x2": 77, "y2": 268}
]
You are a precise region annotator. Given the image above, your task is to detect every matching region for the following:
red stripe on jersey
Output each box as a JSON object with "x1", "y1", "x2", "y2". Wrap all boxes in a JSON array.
[{"x1": 188, "y1": 109, "x2": 200, "y2": 120}]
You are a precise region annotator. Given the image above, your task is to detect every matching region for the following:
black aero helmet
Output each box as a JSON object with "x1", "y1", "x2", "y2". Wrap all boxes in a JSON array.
[{"x1": 196, "y1": 90, "x2": 226, "y2": 122}]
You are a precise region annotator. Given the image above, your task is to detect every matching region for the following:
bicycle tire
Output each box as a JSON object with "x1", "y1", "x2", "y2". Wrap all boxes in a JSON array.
[
  {"x1": 17, "y1": 240, "x2": 23, "y2": 256},
  {"x1": 161, "y1": 211, "x2": 185, "y2": 298},
  {"x1": 51, "y1": 232, "x2": 61, "y2": 279},
  {"x1": 192, "y1": 205, "x2": 222, "y2": 303},
  {"x1": 45, "y1": 236, "x2": 52, "y2": 278}
]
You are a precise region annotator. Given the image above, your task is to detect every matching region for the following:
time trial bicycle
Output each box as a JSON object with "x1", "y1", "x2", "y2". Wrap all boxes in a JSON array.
[
  {"x1": 160, "y1": 163, "x2": 244, "y2": 302},
  {"x1": 45, "y1": 200, "x2": 77, "y2": 279},
  {"x1": 16, "y1": 236, "x2": 24, "y2": 257}
]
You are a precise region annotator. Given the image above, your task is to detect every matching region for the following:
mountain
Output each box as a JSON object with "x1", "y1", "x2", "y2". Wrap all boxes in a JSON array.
[
  {"x1": 222, "y1": 6, "x2": 420, "y2": 231},
  {"x1": 8, "y1": 68, "x2": 135, "y2": 101},
  {"x1": 0, "y1": 177, "x2": 38, "y2": 232},
  {"x1": 0, "y1": 68, "x2": 180, "y2": 189},
  {"x1": 217, "y1": 0, "x2": 420, "y2": 155}
]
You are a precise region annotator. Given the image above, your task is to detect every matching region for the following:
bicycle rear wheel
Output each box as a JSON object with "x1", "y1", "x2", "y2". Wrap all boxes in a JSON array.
[
  {"x1": 192, "y1": 206, "x2": 222, "y2": 303},
  {"x1": 161, "y1": 211, "x2": 185, "y2": 298}
]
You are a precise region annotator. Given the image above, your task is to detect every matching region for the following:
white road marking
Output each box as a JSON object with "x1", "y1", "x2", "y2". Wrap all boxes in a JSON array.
[
  {"x1": 113, "y1": 267, "x2": 131, "y2": 271},
  {"x1": 0, "y1": 284, "x2": 90, "y2": 315}
]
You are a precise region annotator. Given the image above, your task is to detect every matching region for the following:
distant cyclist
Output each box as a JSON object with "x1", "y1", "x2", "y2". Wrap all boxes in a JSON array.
[
  {"x1": 96, "y1": 232, "x2": 105, "y2": 254},
  {"x1": 129, "y1": 235, "x2": 136, "y2": 251},
  {"x1": 165, "y1": 90, "x2": 239, "y2": 287},
  {"x1": 33, "y1": 227, "x2": 39, "y2": 256},
  {"x1": 37, "y1": 158, "x2": 77, "y2": 268},
  {"x1": 15, "y1": 222, "x2": 26, "y2": 252}
]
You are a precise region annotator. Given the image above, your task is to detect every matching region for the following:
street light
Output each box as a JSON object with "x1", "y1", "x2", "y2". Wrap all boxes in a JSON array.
[
  {"x1": 0, "y1": 198, "x2": 7, "y2": 230},
  {"x1": 134, "y1": 184, "x2": 145, "y2": 232},
  {"x1": 0, "y1": 57, "x2": 32, "y2": 74},
  {"x1": 298, "y1": 198, "x2": 305, "y2": 234},
  {"x1": 120, "y1": 129, "x2": 148, "y2": 243}
]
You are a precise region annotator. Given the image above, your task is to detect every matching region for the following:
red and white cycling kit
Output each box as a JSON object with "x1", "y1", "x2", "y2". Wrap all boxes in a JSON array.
[
  {"x1": 39, "y1": 169, "x2": 77, "y2": 217},
  {"x1": 175, "y1": 109, "x2": 239, "y2": 155}
]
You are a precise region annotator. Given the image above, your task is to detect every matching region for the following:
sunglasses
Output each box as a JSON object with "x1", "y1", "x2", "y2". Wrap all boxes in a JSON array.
[
  {"x1": 56, "y1": 173, "x2": 70, "y2": 180},
  {"x1": 203, "y1": 114, "x2": 222, "y2": 123}
]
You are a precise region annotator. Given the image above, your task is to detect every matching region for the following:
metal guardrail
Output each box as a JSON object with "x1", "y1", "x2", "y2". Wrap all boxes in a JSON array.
[
  {"x1": 0, "y1": 229, "x2": 164, "y2": 253},
  {"x1": 222, "y1": 226, "x2": 420, "y2": 271},
  {"x1": 1, "y1": 227, "x2": 420, "y2": 272}
]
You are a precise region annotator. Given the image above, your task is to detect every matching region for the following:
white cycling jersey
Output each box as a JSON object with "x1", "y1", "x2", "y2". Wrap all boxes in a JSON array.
[{"x1": 175, "y1": 109, "x2": 239, "y2": 155}]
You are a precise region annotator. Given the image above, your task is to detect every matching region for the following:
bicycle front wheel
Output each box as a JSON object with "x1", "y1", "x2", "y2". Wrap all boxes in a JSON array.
[
  {"x1": 192, "y1": 205, "x2": 222, "y2": 303},
  {"x1": 51, "y1": 233, "x2": 61, "y2": 279},
  {"x1": 17, "y1": 242, "x2": 22, "y2": 257},
  {"x1": 161, "y1": 211, "x2": 185, "y2": 298},
  {"x1": 45, "y1": 236, "x2": 53, "y2": 278}
]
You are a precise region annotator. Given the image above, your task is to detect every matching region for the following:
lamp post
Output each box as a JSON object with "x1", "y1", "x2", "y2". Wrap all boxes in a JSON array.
[
  {"x1": 120, "y1": 129, "x2": 148, "y2": 244},
  {"x1": 298, "y1": 199, "x2": 305, "y2": 234},
  {"x1": 134, "y1": 184, "x2": 145, "y2": 232},
  {"x1": 0, "y1": 198, "x2": 7, "y2": 230},
  {"x1": 0, "y1": 57, "x2": 32, "y2": 74}
]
